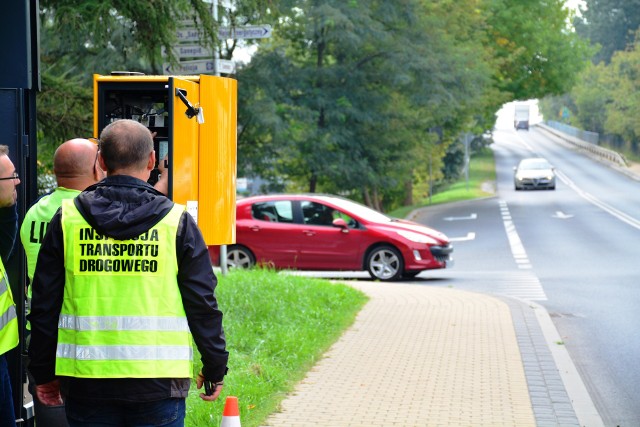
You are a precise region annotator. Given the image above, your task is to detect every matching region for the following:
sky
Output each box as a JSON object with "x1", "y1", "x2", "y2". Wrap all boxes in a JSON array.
[{"x1": 565, "y1": 0, "x2": 586, "y2": 15}]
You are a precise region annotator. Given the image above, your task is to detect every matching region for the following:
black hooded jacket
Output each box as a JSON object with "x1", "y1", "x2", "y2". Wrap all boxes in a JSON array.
[{"x1": 27, "y1": 175, "x2": 228, "y2": 402}]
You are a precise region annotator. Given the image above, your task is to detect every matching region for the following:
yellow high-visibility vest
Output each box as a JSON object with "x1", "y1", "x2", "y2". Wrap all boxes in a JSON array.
[
  {"x1": 57, "y1": 200, "x2": 192, "y2": 378},
  {"x1": 0, "y1": 257, "x2": 18, "y2": 355}
]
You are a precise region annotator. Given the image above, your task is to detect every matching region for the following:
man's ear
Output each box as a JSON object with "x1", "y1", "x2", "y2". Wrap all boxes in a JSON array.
[
  {"x1": 98, "y1": 152, "x2": 108, "y2": 173},
  {"x1": 146, "y1": 150, "x2": 156, "y2": 171}
]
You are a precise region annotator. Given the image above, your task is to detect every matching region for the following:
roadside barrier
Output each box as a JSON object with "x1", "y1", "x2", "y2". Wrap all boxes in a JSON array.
[{"x1": 537, "y1": 123, "x2": 627, "y2": 167}]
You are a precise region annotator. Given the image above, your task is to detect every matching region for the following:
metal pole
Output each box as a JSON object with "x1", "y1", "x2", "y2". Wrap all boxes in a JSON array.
[
  {"x1": 428, "y1": 153, "x2": 432, "y2": 205},
  {"x1": 464, "y1": 134, "x2": 470, "y2": 192}
]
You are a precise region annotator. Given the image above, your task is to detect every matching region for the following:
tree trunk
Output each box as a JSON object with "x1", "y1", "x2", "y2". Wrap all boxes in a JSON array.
[
  {"x1": 309, "y1": 174, "x2": 317, "y2": 193},
  {"x1": 372, "y1": 187, "x2": 382, "y2": 212},
  {"x1": 363, "y1": 188, "x2": 372, "y2": 207},
  {"x1": 404, "y1": 179, "x2": 413, "y2": 206}
]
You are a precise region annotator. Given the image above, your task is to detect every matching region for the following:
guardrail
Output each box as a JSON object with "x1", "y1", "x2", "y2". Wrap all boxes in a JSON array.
[
  {"x1": 537, "y1": 122, "x2": 627, "y2": 167},
  {"x1": 545, "y1": 120, "x2": 599, "y2": 145}
]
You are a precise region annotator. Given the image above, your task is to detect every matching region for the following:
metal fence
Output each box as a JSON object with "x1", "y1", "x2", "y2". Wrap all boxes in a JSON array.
[{"x1": 545, "y1": 120, "x2": 599, "y2": 145}]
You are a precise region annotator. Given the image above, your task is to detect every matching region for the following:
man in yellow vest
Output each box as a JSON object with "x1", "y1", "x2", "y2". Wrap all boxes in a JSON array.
[
  {"x1": 0, "y1": 145, "x2": 20, "y2": 427},
  {"x1": 28, "y1": 120, "x2": 228, "y2": 426},
  {"x1": 20, "y1": 138, "x2": 105, "y2": 427},
  {"x1": 22, "y1": 138, "x2": 106, "y2": 283}
]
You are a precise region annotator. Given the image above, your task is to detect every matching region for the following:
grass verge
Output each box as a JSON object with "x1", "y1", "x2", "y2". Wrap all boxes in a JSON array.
[
  {"x1": 388, "y1": 147, "x2": 496, "y2": 219},
  {"x1": 185, "y1": 269, "x2": 368, "y2": 427}
]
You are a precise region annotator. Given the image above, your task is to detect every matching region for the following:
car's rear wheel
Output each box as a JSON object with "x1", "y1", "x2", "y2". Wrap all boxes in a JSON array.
[
  {"x1": 366, "y1": 245, "x2": 403, "y2": 281},
  {"x1": 225, "y1": 245, "x2": 255, "y2": 270}
]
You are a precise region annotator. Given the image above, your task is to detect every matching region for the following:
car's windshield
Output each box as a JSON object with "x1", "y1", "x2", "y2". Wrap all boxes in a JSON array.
[
  {"x1": 520, "y1": 160, "x2": 551, "y2": 170},
  {"x1": 322, "y1": 197, "x2": 391, "y2": 223}
]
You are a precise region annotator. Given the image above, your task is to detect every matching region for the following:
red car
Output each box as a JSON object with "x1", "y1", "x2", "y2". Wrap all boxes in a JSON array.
[{"x1": 209, "y1": 194, "x2": 453, "y2": 281}]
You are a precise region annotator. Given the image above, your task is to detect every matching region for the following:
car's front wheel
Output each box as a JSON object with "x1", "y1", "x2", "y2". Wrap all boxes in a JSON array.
[
  {"x1": 225, "y1": 245, "x2": 255, "y2": 270},
  {"x1": 366, "y1": 245, "x2": 403, "y2": 281}
]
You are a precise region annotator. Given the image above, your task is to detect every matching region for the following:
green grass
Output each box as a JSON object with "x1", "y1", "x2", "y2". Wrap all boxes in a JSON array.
[
  {"x1": 388, "y1": 148, "x2": 496, "y2": 218},
  {"x1": 183, "y1": 149, "x2": 496, "y2": 424},
  {"x1": 185, "y1": 269, "x2": 368, "y2": 427}
]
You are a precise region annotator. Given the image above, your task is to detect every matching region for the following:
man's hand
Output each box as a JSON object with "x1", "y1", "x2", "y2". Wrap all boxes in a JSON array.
[
  {"x1": 154, "y1": 154, "x2": 169, "y2": 196},
  {"x1": 196, "y1": 371, "x2": 223, "y2": 402},
  {"x1": 35, "y1": 380, "x2": 63, "y2": 406}
]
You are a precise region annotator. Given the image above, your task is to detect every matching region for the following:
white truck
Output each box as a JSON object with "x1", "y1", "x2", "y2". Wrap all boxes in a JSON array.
[{"x1": 514, "y1": 103, "x2": 530, "y2": 131}]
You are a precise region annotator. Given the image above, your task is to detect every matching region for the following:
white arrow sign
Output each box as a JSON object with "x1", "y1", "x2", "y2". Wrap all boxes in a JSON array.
[
  {"x1": 219, "y1": 24, "x2": 272, "y2": 40},
  {"x1": 162, "y1": 44, "x2": 214, "y2": 59},
  {"x1": 163, "y1": 59, "x2": 236, "y2": 75},
  {"x1": 449, "y1": 232, "x2": 476, "y2": 242},
  {"x1": 443, "y1": 213, "x2": 478, "y2": 221},
  {"x1": 552, "y1": 211, "x2": 574, "y2": 219}
]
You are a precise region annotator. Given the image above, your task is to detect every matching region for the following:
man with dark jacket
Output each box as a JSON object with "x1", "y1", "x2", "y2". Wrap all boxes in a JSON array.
[
  {"x1": 0, "y1": 145, "x2": 20, "y2": 427},
  {"x1": 27, "y1": 119, "x2": 228, "y2": 426}
]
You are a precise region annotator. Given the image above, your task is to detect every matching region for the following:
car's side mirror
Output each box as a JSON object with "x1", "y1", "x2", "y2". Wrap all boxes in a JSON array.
[{"x1": 332, "y1": 218, "x2": 349, "y2": 233}]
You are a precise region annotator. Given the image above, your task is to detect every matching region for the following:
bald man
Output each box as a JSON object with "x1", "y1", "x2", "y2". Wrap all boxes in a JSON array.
[
  {"x1": 21, "y1": 138, "x2": 105, "y2": 283},
  {"x1": 20, "y1": 138, "x2": 103, "y2": 427}
]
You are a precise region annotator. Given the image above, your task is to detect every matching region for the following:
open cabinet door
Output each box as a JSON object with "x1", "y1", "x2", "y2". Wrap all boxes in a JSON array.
[
  {"x1": 169, "y1": 77, "x2": 200, "y2": 222},
  {"x1": 198, "y1": 75, "x2": 237, "y2": 245}
]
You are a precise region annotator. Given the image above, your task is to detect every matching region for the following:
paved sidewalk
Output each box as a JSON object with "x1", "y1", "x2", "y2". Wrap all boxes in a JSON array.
[{"x1": 262, "y1": 282, "x2": 602, "y2": 427}]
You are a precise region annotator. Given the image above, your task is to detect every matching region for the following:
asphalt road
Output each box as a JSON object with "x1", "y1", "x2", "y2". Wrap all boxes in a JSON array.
[{"x1": 410, "y1": 124, "x2": 640, "y2": 427}]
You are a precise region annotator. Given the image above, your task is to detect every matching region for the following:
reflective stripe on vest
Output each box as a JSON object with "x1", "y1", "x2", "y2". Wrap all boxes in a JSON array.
[
  {"x1": 56, "y1": 344, "x2": 192, "y2": 361},
  {"x1": 58, "y1": 315, "x2": 190, "y2": 332},
  {"x1": 57, "y1": 201, "x2": 191, "y2": 378},
  {"x1": 0, "y1": 259, "x2": 19, "y2": 354}
]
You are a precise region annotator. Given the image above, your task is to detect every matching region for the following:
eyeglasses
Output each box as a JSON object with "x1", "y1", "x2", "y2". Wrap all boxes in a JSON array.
[{"x1": 0, "y1": 172, "x2": 19, "y2": 181}]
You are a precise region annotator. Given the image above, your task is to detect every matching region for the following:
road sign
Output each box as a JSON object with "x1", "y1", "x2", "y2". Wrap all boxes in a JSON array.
[
  {"x1": 162, "y1": 44, "x2": 214, "y2": 59},
  {"x1": 176, "y1": 27, "x2": 203, "y2": 43},
  {"x1": 218, "y1": 24, "x2": 272, "y2": 40},
  {"x1": 163, "y1": 59, "x2": 236, "y2": 75}
]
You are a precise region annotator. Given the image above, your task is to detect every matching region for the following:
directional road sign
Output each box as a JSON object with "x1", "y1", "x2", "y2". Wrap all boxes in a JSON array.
[
  {"x1": 163, "y1": 59, "x2": 236, "y2": 75},
  {"x1": 176, "y1": 27, "x2": 203, "y2": 43},
  {"x1": 162, "y1": 44, "x2": 214, "y2": 59},
  {"x1": 218, "y1": 24, "x2": 272, "y2": 40}
]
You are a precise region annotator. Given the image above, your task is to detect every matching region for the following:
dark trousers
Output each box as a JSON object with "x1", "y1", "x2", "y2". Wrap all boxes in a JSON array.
[
  {"x1": 0, "y1": 355, "x2": 16, "y2": 427},
  {"x1": 65, "y1": 397, "x2": 186, "y2": 427}
]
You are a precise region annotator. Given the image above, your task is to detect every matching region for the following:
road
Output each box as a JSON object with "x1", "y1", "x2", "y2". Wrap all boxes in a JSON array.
[{"x1": 410, "y1": 125, "x2": 640, "y2": 427}]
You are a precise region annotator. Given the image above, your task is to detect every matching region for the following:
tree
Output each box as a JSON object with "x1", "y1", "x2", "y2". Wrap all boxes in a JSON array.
[
  {"x1": 36, "y1": 0, "x2": 283, "y2": 167},
  {"x1": 603, "y1": 38, "x2": 640, "y2": 150},
  {"x1": 570, "y1": 62, "x2": 611, "y2": 133},
  {"x1": 35, "y1": 0, "x2": 594, "y2": 210},
  {"x1": 236, "y1": 0, "x2": 498, "y2": 209},
  {"x1": 574, "y1": 0, "x2": 640, "y2": 64},
  {"x1": 483, "y1": 0, "x2": 591, "y2": 100}
]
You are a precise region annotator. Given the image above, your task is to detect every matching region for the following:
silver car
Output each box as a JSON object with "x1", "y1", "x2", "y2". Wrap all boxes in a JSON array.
[{"x1": 514, "y1": 158, "x2": 556, "y2": 190}]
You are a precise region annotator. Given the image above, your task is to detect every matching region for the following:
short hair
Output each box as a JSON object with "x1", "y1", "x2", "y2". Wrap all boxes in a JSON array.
[
  {"x1": 99, "y1": 119, "x2": 153, "y2": 172},
  {"x1": 0, "y1": 145, "x2": 8, "y2": 156}
]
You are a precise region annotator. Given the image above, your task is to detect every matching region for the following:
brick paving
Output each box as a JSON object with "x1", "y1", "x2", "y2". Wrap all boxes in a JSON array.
[{"x1": 263, "y1": 282, "x2": 541, "y2": 427}]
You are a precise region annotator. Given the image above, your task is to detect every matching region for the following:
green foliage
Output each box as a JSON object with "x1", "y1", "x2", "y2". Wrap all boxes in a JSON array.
[
  {"x1": 388, "y1": 146, "x2": 496, "y2": 218},
  {"x1": 571, "y1": 62, "x2": 611, "y2": 133},
  {"x1": 544, "y1": 29, "x2": 640, "y2": 160},
  {"x1": 603, "y1": 44, "x2": 640, "y2": 144},
  {"x1": 238, "y1": 0, "x2": 500, "y2": 210},
  {"x1": 574, "y1": 0, "x2": 640, "y2": 65},
  {"x1": 483, "y1": 0, "x2": 591, "y2": 100},
  {"x1": 185, "y1": 269, "x2": 368, "y2": 427},
  {"x1": 35, "y1": 0, "x2": 589, "y2": 210}
]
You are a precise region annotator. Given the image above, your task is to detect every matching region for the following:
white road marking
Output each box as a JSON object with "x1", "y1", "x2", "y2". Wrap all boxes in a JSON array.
[{"x1": 443, "y1": 213, "x2": 477, "y2": 221}]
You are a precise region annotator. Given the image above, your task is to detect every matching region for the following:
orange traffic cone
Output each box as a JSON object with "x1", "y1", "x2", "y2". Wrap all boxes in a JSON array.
[{"x1": 220, "y1": 396, "x2": 241, "y2": 427}]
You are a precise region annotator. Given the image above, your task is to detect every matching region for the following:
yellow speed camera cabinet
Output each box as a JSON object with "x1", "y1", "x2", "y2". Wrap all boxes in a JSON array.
[{"x1": 93, "y1": 72, "x2": 237, "y2": 245}]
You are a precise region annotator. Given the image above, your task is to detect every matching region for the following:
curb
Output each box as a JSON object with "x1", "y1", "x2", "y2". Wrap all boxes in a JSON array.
[{"x1": 526, "y1": 299, "x2": 604, "y2": 427}]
